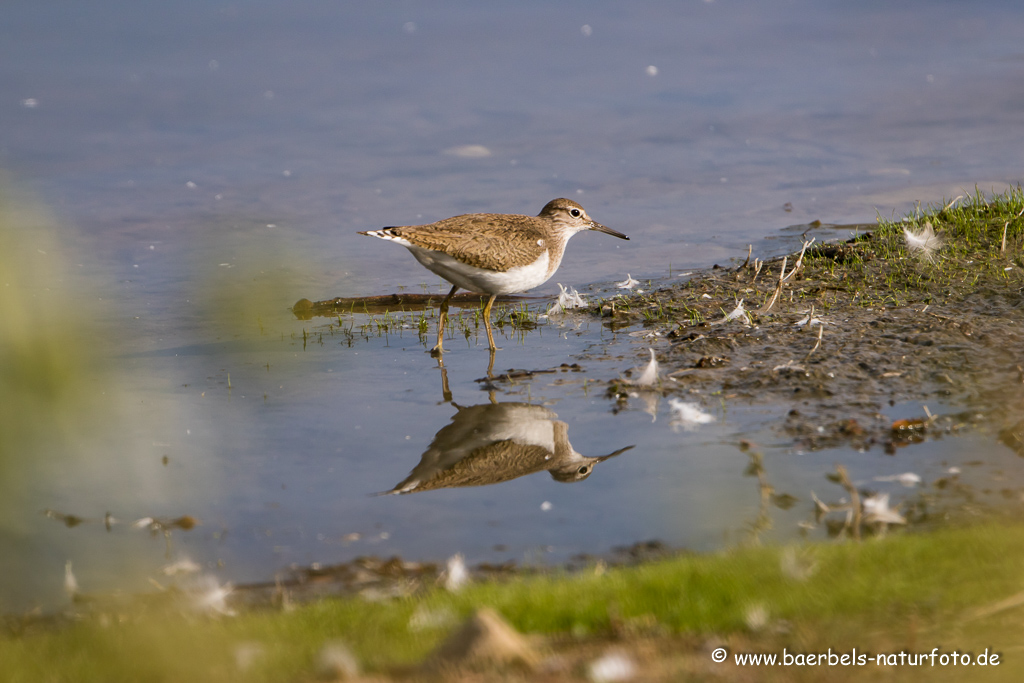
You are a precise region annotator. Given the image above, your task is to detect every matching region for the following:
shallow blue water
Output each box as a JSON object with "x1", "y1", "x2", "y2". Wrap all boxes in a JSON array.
[{"x1": 2, "y1": 0, "x2": 1024, "y2": 611}]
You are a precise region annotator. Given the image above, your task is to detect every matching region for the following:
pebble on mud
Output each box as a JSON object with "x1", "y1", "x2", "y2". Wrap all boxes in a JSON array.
[
  {"x1": 423, "y1": 607, "x2": 541, "y2": 672},
  {"x1": 315, "y1": 640, "x2": 360, "y2": 680}
]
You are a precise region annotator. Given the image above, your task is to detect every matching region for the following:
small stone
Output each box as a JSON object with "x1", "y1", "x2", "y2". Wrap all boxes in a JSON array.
[
  {"x1": 233, "y1": 642, "x2": 264, "y2": 672},
  {"x1": 315, "y1": 640, "x2": 360, "y2": 680},
  {"x1": 424, "y1": 607, "x2": 541, "y2": 672},
  {"x1": 408, "y1": 604, "x2": 458, "y2": 631},
  {"x1": 443, "y1": 144, "x2": 492, "y2": 158},
  {"x1": 744, "y1": 603, "x2": 770, "y2": 631},
  {"x1": 588, "y1": 650, "x2": 636, "y2": 682}
]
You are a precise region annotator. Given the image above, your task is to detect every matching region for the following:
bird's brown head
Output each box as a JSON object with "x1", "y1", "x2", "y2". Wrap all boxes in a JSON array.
[
  {"x1": 549, "y1": 461, "x2": 598, "y2": 483},
  {"x1": 538, "y1": 198, "x2": 629, "y2": 240},
  {"x1": 547, "y1": 445, "x2": 635, "y2": 483}
]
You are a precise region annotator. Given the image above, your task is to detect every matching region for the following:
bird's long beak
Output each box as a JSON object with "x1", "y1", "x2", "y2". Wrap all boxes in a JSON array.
[
  {"x1": 590, "y1": 222, "x2": 630, "y2": 240},
  {"x1": 594, "y1": 444, "x2": 635, "y2": 462}
]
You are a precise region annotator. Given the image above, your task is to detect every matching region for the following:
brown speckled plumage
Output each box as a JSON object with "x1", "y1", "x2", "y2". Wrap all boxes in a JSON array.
[
  {"x1": 391, "y1": 439, "x2": 557, "y2": 492},
  {"x1": 358, "y1": 198, "x2": 628, "y2": 353},
  {"x1": 379, "y1": 213, "x2": 550, "y2": 272},
  {"x1": 383, "y1": 402, "x2": 632, "y2": 494}
]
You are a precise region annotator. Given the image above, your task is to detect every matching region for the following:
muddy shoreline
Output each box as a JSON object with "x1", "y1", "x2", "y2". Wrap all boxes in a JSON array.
[
  {"x1": 250, "y1": 193, "x2": 1024, "y2": 608},
  {"x1": 593, "y1": 216, "x2": 1024, "y2": 458},
  {"x1": 20, "y1": 193, "x2": 1024, "y2": 624}
]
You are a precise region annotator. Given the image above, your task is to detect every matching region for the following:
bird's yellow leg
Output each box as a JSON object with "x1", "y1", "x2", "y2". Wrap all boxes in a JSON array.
[
  {"x1": 482, "y1": 294, "x2": 499, "y2": 351},
  {"x1": 430, "y1": 284, "x2": 459, "y2": 357},
  {"x1": 486, "y1": 347, "x2": 496, "y2": 379}
]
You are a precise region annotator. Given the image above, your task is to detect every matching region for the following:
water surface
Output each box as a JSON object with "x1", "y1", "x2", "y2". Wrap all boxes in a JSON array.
[{"x1": 2, "y1": 0, "x2": 1024, "y2": 611}]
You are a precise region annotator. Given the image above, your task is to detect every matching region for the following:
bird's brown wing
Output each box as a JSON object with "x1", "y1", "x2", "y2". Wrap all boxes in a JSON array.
[
  {"x1": 395, "y1": 440, "x2": 553, "y2": 492},
  {"x1": 388, "y1": 214, "x2": 548, "y2": 272}
]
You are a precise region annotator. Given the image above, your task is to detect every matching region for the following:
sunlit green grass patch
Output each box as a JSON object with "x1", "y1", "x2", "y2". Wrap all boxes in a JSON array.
[{"x1": 4, "y1": 522, "x2": 1024, "y2": 681}]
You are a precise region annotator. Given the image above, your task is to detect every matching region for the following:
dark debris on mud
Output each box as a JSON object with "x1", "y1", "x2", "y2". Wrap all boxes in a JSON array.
[
  {"x1": 226, "y1": 538, "x2": 677, "y2": 610},
  {"x1": 596, "y1": 192, "x2": 1024, "y2": 455}
]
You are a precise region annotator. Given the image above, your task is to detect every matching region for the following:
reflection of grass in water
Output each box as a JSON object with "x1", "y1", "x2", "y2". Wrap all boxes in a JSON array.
[
  {"x1": 176, "y1": 218, "x2": 321, "y2": 342},
  {"x1": 317, "y1": 302, "x2": 551, "y2": 350},
  {"x1": 0, "y1": 195, "x2": 340, "y2": 612},
  {"x1": 0, "y1": 190, "x2": 103, "y2": 502}
]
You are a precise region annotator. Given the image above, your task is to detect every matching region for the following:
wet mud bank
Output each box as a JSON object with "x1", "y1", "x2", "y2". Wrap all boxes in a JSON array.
[
  {"x1": 228, "y1": 190, "x2": 1024, "y2": 608},
  {"x1": 594, "y1": 189, "x2": 1024, "y2": 457}
]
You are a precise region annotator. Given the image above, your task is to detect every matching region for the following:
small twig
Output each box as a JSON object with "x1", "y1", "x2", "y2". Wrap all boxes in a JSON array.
[
  {"x1": 756, "y1": 257, "x2": 787, "y2": 316},
  {"x1": 752, "y1": 258, "x2": 764, "y2": 283},
  {"x1": 1002, "y1": 206, "x2": 1024, "y2": 253},
  {"x1": 741, "y1": 244, "x2": 753, "y2": 269},
  {"x1": 782, "y1": 238, "x2": 816, "y2": 283},
  {"x1": 745, "y1": 446, "x2": 775, "y2": 541},
  {"x1": 803, "y1": 323, "x2": 824, "y2": 361},
  {"x1": 965, "y1": 589, "x2": 1024, "y2": 622},
  {"x1": 811, "y1": 491, "x2": 830, "y2": 518},
  {"x1": 943, "y1": 195, "x2": 964, "y2": 211},
  {"x1": 835, "y1": 464, "x2": 861, "y2": 540}
]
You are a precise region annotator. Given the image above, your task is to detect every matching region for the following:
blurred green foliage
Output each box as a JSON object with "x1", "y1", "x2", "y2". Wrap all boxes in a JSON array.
[{"x1": 0, "y1": 185, "x2": 101, "y2": 501}]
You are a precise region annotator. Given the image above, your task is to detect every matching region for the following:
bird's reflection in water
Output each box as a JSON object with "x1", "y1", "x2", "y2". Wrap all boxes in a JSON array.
[{"x1": 383, "y1": 367, "x2": 633, "y2": 495}]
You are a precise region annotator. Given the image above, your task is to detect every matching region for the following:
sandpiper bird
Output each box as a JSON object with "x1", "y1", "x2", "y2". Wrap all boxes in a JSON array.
[
  {"x1": 359, "y1": 198, "x2": 628, "y2": 354},
  {"x1": 381, "y1": 402, "x2": 634, "y2": 494}
]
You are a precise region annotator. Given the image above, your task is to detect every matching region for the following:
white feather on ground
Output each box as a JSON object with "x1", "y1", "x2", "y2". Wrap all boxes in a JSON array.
[
  {"x1": 162, "y1": 558, "x2": 202, "y2": 576},
  {"x1": 442, "y1": 553, "x2": 469, "y2": 592},
  {"x1": 874, "y1": 472, "x2": 922, "y2": 488},
  {"x1": 903, "y1": 221, "x2": 943, "y2": 262},
  {"x1": 711, "y1": 299, "x2": 749, "y2": 326},
  {"x1": 795, "y1": 309, "x2": 831, "y2": 328},
  {"x1": 616, "y1": 273, "x2": 640, "y2": 289},
  {"x1": 546, "y1": 283, "x2": 587, "y2": 315},
  {"x1": 668, "y1": 398, "x2": 716, "y2": 431},
  {"x1": 862, "y1": 493, "x2": 906, "y2": 525},
  {"x1": 636, "y1": 348, "x2": 659, "y2": 386},
  {"x1": 187, "y1": 575, "x2": 236, "y2": 616}
]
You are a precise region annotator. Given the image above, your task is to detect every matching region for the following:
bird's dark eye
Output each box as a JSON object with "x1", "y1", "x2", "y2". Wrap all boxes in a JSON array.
[
  {"x1": 577, "y1": 465, "x2": 589, "y2": 474},
  {"x1": 570, "y1": 208, "x2": 581, "y2": 218}
]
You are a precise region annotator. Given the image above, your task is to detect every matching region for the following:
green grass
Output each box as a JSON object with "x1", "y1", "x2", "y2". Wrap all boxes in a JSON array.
[
  {"x1": 824, "y1": 186, "x2": 1024, "y2": 308},
  {"x1": 610, "y1": 186, "x2": 1024, "y2": 334},
  {"x1": 5, "y1": 521, "x2": 1024, "y2": 680}
]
